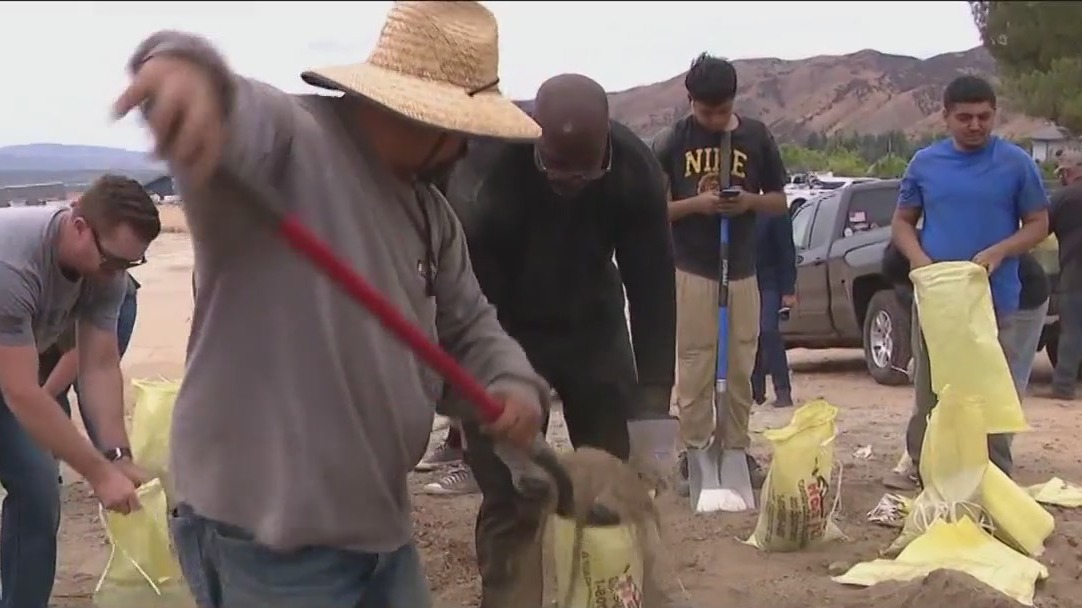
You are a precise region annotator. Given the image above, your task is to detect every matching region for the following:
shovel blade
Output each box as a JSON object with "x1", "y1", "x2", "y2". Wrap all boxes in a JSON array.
[
  {"x1": 719, "y1": 448, "x2": 756, "y2": 512},
  {"x1": 687, "y1": 442, "x2": 724, "y2": 513}
]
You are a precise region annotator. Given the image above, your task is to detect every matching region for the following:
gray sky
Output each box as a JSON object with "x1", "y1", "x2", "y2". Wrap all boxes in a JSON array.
[{"x1": 1, "y1": 1, "x2": 981, "y2": 150}]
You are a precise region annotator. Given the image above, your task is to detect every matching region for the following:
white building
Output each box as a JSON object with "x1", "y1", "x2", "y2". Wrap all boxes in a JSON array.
[{"x1": 1030, "y1": 125, "x2": 1076, "y2": 163}]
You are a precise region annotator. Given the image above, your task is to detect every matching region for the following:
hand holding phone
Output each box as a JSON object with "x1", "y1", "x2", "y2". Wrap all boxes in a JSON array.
[{"x1": 714, "y1": 187, "x2": 749, "y2": 216}]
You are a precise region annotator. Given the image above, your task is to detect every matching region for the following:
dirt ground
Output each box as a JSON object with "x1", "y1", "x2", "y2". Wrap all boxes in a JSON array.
[{"x1": 49, "y1": 233, "x2": 1082, "y2": 607}]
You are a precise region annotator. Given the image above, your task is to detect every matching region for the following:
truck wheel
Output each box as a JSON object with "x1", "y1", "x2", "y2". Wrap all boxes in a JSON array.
[{"x1": 863, "y1": 290, "x2": 912, "y2": 386}]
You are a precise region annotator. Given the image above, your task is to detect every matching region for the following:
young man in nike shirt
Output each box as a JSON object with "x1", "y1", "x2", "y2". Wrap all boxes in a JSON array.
[{"x1": 651, "y1": 53, "x2": 788, "y2": 490}]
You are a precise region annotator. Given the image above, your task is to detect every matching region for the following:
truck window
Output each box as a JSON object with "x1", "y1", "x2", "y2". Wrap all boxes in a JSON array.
[
  {"x1": 791, "y1": 202, "x2": 815, "y2": 249},
  {"x1": 844, "y1": 186, "x2": 899, "y2": 235}
]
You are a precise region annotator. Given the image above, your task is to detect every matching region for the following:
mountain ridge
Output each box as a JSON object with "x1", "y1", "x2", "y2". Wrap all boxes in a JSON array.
[
  {"x1": 599, "y1": 45, "x2": 1048, "y2": 142},
  {"x1": 0, "y1": 45, "x2": 1052, "y2": 187}
]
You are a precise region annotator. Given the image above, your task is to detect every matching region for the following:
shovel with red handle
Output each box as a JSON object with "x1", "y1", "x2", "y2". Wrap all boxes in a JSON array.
[{"x1": 221, "y1": 176, "x2": 575, "y2": 516}]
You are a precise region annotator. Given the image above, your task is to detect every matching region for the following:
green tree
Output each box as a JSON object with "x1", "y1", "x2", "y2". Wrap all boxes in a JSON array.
[
  {"x1": 779, "y1": 143, "x2": 827, "y2": 173},
  {"x1": 970, "y1": 1, "x2": 1082, "y2": 132},
  {"x1": 867, "y1": 154, "x2": 909, "y2": 178},
  {"x1": 823, "y1": 149, "x2": 868, "y2": 176}
]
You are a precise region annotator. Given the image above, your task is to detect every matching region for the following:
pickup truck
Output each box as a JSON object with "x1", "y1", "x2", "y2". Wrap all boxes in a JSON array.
[{"x1": 781, "y1": 179, "x2": 1062, "y2": 386}]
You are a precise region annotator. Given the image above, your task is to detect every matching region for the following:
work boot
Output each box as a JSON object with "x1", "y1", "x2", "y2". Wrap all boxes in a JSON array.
[
  {"x1": 1038, "y1": 387, "x2": 1076, "y2": 401},
  {"x1": 747, "y1": 453, "x2": 766, "y2": 489},
  {"x1": 675, "y1": 451, "x2": 690, "y2": 497},
  {"x1": 423, "y1": 465, "x2": 480, "y2": 496},
  {"x1": 772, "y1": 391, "x2": 794, "y2": 408},
  {"x1": 413, "y1": 438, "x2": 462, "y2": 472}
]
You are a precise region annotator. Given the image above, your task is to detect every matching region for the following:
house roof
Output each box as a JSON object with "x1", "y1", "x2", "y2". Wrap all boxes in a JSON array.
[
  {"x1": 142, "y1": 174, "x2": 172, "y2": 187},
  {"x1": 1031, "y1": 125, "x2": 1070, "y2": 141}
]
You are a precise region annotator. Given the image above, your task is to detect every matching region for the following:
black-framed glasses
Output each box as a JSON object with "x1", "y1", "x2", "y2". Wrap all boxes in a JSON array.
[
  {"x1": 533, "y1": 135, "x2": 612, "y2": 183},
  {"x1": 90, "y1": 227, "x2": 147, "y2": 271}
]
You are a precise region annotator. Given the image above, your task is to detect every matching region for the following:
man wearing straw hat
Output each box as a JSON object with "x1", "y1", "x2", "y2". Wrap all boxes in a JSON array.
[{"x1": 113, "y1": 2, "x2": 549, "y2": 606}]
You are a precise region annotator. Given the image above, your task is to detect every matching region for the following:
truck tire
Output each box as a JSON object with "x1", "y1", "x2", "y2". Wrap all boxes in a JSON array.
[{"x1": 863, "y1": 290, "x2": 912, "y2": 386}]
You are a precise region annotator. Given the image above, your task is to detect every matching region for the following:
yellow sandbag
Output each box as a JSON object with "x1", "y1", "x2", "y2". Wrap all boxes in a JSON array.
[
  {"x1": 834, "y1": 518, "x2": 1048, "y2": 606},
  {"x1": 94, "y1": 479, "x2": 193, "y2": 608},
  {"x1": 888, "y1": 386, "x2": 988, "y2": 555},
  {"x1": 550, "y1": 515, "x2": 645, "y2": 608},
  {"x1": 1027, "y1": 477, "x2": 1082, "y2": 508},
  {"x1": 745, "y1": 400, "x2": 845, "y2": 551},
  {"x1": 129, "y1": 378, "x2": 180, "y2": 480},
  {"x1": 980, "y1": 465, "x2": 1054, "y2": 557},
  {"x1": 910, "y1": 262, "x2": 1027, "y2": 434}
]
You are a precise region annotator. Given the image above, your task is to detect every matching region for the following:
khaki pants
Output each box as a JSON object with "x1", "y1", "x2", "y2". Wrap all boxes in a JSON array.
[{"x1": 675, "y1": 270, "x2": 760, "y2": 450}]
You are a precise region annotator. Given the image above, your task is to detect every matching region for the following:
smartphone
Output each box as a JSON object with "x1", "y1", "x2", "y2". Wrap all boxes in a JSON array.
[{"x1": 720, "y1": 187, "x2": 742, "y2": 198}]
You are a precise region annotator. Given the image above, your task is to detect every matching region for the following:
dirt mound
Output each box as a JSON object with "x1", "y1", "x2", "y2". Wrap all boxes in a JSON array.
[{"x1": 848, "y1": 570, "x2": 1022, "y2": 608}]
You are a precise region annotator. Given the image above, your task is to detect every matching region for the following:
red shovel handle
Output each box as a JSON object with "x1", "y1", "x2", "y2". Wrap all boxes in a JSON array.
[
  {"x1": 226, "y1": 180, "x2": 575, "y2": 516},
  {"x1": 275, "y1": 216, "x2": 505, "y2": 424}
]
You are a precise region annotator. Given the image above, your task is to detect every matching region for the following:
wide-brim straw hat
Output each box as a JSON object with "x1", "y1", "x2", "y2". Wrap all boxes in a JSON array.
[{"x1": 301, "y1": 1, "x2": 540, "y2": 142}]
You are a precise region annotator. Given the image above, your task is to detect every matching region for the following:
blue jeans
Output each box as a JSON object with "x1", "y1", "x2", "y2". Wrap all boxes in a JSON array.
[
  {"x1": 0, "y1": 393, "x2": 61, "y2": 608},
  {"x1": 170, "y1": 504, "x2": 432, "y2": 608},
  {"x1": 56, "y1": 286, "x2": 138, "y2": 447},
  {"x1": 1000, "y1": 301, "x2": 1048, "y2": 398},
  {"x1": 751, "y1": 288, "x2": 792, "y2": 398},
  {"x1": 1053, "y1": 290, "x2": 1082, "y2": 395}
]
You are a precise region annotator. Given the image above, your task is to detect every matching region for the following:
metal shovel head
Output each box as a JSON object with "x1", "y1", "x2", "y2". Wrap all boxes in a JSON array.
[
  {"x1": 687, "y1": 441, "x2": 725, "y2": 513},
  {"x1": 719, "y1": 448, "x2": 756, "y2": 512}
]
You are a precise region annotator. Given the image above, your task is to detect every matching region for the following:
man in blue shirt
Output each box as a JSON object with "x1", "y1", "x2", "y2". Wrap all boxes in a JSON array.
[{"x1": 888, "y1": 75, "x2": 1049, "y2": 489}]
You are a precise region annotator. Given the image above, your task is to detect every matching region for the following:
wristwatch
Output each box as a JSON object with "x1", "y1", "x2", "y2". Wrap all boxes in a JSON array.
[{"x1": 103, "y1": 447, "x2": 133, "y2": 462}]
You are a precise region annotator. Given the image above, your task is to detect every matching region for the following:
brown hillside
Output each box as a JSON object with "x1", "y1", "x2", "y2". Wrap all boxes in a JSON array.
[{"x1": 590, "y1": 47, "x2": 1048, "y2": 142}]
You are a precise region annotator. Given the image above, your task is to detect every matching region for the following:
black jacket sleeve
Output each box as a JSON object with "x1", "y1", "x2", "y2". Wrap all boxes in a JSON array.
[
  {"x1": 441, "y1": 141, "x2": 519, "y2": 312},
  {"x1": 759, "y1": 123, "x2": 788, "y2": 195},
  {"x1": 774, "y1": 215, "x2": 798, "y2": 296},
  {"x1": 614, "y1": 127, "x2": 677, "y2": 416}
]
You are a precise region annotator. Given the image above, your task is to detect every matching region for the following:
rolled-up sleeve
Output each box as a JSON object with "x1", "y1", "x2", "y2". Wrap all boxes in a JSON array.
[{"x1": 428, "y1": 188, "x2": 549, "y2": 417}]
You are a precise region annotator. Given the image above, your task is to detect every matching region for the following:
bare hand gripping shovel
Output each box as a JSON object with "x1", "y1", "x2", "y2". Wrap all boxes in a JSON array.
[{"x1": 225, "y1": 176, "x2": 575, "y2": 516}]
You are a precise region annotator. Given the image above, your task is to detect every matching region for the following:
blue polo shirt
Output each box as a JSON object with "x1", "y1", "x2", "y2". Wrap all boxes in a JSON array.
[{"x1": 898, "y1": 136, "x2": 1049, "y2": 317}]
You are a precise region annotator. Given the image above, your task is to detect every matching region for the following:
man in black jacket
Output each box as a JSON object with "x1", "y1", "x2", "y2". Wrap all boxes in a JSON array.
[
  {"x1": 441, "y1": 73, "x2": 677, "y2": 608},
  {"x1": 752, "y1": 212, "x2": 797, "y2": 407}
]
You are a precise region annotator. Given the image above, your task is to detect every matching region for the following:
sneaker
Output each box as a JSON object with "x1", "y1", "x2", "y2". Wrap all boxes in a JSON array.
[
  {"x1": 413, "y1": 440, "x2": 462, "y2": 472},
  {"x1": 423, "y1": 465, "x2": 480, "y2": 496},
  {"x1": 882, "y1": 469, "x2": 920, "y2": 491}
]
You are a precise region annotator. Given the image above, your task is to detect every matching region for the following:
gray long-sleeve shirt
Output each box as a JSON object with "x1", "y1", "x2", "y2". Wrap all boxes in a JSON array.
[{"x1": 131, "y1": 32, "x2": 547, "y2": 552}]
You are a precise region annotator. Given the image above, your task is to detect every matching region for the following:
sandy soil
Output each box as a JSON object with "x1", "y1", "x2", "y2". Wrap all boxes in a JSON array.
[{"x1": 49, "y1": 233, "x2": 1082, "y2": 607}]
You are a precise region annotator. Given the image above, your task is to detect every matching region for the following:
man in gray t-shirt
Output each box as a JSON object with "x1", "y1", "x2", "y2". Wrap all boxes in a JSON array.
[{"x1": 0, "y1": 175, "x2": 160, "y2": 608}]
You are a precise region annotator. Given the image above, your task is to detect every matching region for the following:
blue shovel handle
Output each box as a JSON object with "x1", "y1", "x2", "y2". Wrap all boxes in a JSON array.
[{"x1": 716, "y1": 217, "x2": 730, "y2": 386}]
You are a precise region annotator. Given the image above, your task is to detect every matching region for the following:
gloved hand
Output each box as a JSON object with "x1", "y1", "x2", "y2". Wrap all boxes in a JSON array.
[
  {"x1": 627, "y1": 385, "x2": 680, "y2": 490},
  {"x1": 494, "y1": 438, "x2": 554, "y2": 501}
]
